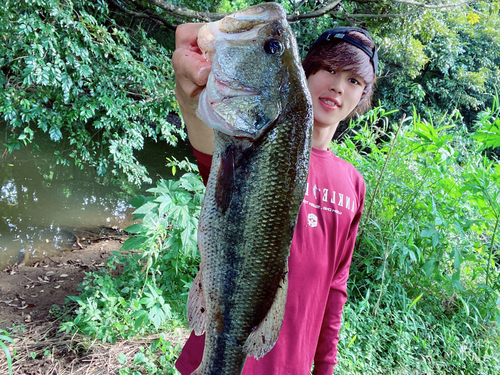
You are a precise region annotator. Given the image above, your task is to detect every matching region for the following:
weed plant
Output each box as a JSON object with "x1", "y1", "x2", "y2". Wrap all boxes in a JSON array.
[
  {"x1": 60, "y1": 169, "x2": 204, "y2": 373},
  {"x1": 331, "y1": 99, "x2": 500, "y2": 373},
  {"x1": 61, "y1": 100, "x2": 500, "y2": 373},
  {"x1": 0, "y1": 328, "x2": 14, "y2": 375}
]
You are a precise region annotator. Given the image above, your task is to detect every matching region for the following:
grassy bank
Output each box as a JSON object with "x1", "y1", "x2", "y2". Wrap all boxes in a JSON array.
[{"x1": 3, "y1": 103, "x2": 498, "y2": 374}]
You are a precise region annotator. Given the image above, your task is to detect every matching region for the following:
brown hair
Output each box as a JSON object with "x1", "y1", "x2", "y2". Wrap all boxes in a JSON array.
[{"x1": 302, "y1": 31, "x2": 377, "y2": 117}]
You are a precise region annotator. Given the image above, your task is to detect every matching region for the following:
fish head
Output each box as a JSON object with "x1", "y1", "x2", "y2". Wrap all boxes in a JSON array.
[{"x1": 196, "y1": 3, "x2": 299, "y2": 141}]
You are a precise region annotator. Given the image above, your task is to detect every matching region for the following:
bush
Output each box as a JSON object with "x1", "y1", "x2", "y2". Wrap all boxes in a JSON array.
[
  {"x1": 61, "y1": 104, "x2": 500, "y2": 373},
  {"x1": 0, "y1": 0, "x2": 181, "y2": 184},
  {"x1": 61, "y1": 168, "x2": 203, "y2": 345},
  {"x1": 330, "y1": 101, "x2": 500, "y2": 373}
]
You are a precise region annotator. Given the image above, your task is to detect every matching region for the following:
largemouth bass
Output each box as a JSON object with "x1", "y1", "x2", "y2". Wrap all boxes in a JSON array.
[{"x1": 187, "y1": 3, "x2": 313, "y2": 374}]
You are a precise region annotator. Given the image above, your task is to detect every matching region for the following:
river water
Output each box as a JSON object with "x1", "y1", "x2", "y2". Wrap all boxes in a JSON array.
[{"x1": 0, "y1": 129, "x2": 193, "y2": 269}]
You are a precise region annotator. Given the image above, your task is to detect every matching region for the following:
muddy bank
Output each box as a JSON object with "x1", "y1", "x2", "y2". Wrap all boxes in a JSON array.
[
  {"x1": 0, "y1": 237, "x2": 189, "y2": 375},
  {"x1": 0, "y1": 237, "x2": 125, "y2": 328}
]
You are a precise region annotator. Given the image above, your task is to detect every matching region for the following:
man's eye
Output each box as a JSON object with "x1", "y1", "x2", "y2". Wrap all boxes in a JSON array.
[
  {"x1": 326, "y1": 68, "x2": 335, "y2": 74},
  {"x1": 350, "y1": 78, "x2": 359, "y2": 85}
]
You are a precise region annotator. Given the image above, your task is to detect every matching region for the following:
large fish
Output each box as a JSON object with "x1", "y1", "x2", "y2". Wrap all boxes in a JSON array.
[{"x1": 187, "y1": 3, "x2": 313, "y2": 374}]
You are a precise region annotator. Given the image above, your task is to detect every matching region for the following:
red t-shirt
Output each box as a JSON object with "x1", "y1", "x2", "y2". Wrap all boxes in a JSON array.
[{"x1": 177, "y1": 146, "x2": 365, "y2": 375}]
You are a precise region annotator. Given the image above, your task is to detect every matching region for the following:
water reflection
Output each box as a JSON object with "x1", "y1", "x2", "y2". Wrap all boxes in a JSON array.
[
  {"x1": 1, "y1": 179, "x2": 17, "y2": 204},
  {"x1": 0, "y1": 157, "x2": 135, "y2": 268},
  {"x1": 0, "y1": 127, "x2": 193, "y2": 269}
]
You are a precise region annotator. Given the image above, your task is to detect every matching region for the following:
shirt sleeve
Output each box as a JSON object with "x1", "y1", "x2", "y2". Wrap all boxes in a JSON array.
[
  {"x1": 313, "y1": 181, "x2": 366, "y2": 374},
  {"x1": 190, "y1": 143, "x2": 213, "y2": 186}
]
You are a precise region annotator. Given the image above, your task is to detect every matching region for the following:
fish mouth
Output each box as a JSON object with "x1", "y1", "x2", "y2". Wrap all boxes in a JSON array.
[
  {"x1": 197, "y1": 74, "x2": 280, "y2": 141},
  {"x1": 212, "y1": 71, "x2": 259, "y2": 100}
]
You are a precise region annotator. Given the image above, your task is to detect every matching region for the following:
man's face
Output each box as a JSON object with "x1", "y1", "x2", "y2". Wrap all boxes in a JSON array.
[{"x1": 307, "y1": 66, "x2": 366, "y2": 129}]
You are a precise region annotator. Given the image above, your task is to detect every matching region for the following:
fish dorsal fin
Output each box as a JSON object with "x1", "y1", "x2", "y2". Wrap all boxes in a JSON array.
[
  {"x1": 187, "y1": 270, "x2": 206, "y2": 335},
  {"x1": 243, "y1": 264, "x2": 288, "y2": 359}
]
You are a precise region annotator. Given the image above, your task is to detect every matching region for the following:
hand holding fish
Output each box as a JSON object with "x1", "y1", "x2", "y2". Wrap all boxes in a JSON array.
[{"x1": 172, "y1": 23, "x2": 214, "y2": 154}]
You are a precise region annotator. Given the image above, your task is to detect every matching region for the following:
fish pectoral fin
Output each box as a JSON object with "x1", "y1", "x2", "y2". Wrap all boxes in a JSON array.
[
  {"x1": 243, "y1": 265, "x2": 288, "y2": 360},
  {"x1": 190, "y1": 364, "x2": 202, "y2": 375},
  {"x1": 187, "y1": 270, "x2": 207, "y2": 335}
]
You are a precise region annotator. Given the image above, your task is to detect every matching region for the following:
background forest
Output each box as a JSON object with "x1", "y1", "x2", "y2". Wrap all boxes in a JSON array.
[{"x1": 1, "y1": 0, "x2": 500, "y2": 374}]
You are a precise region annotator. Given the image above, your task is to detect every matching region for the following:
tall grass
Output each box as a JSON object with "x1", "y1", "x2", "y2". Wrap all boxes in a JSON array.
[
  {"x1": 331, "y1": 102, "x2": 500, "y2": 373},
  {"x1": 58, "y1": 100, "x2": 500, "y2": 373}
]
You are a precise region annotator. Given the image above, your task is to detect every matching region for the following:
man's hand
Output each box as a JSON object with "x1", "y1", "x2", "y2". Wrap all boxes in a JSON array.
[{"x1": 172, "y1": 23, "x2": 214, "y2": 154}]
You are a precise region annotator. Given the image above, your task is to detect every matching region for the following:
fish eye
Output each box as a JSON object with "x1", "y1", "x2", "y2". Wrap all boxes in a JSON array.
[{"x1": 264, "y1": 39, "x2": 283, "y2": 55}]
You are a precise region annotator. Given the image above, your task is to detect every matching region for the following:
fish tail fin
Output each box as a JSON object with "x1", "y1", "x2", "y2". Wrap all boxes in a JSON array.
[
  {"x1": 187, "y1": 269, "x2": 207, "y2": 335},
  {"x1": 243, "y1": 264, "x2": 289, "y2": 360}
]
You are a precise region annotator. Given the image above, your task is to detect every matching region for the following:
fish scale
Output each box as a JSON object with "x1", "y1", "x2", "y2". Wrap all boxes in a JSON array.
[{"x1": 187, "y1": 3, "x2": 313, "y2": 374}]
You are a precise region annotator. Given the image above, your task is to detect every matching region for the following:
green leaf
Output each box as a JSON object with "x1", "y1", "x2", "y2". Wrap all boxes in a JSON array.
[
  {"x1": 157, "y1": 194, "x2": 174, "y2": 216},
  {"x1": 149, "y1": 304, "x2": 168, "y2": 330},
  {"x1": 420, "y1": 227, "x2": 437, "y2": 238},
  {"x1": 124, "y1": 223, "x2": 144, "y2": 234},
  {"x1": 432, "y1": 231, "x2": 441, "y2": 248},
  {"x1": 117, "y1": 352, "x2": 128, "y2": 365},
  {"x1": 134, "y1": 352, "x2": 146, "y2": 364},
  {"x1": 0, "y1": 340, "x2": 13, "y2": 375},
  {"x1": 132, "y1": 310, "x2": 148, "y2": 330},
  {"x1": 133, "y1": 201, "x2": 158, "y2": 216},
  {"x1": 129, "y1": 195, "x2": 151, "y2": 209},
  {"x1": 49, "y1": 125, "x2": 63, "y2": 142},
  {"x1": 180, "y1": 227, "x2": 194, "y2": 248},
  {"x1": 347, "y1": 334, "x2": 357, "y2": 348},
  {"x1": 423, "y1": 259, "x2": 439, "y2": 277},
  {"x1": 453, "y1": 250, "x2": 461, "y2": 271},
  {"x1": 408, "y1": 293, "x2": 423, "y2": 309},
  {"x1": 121, "y1": 236, "x2": 148, "y2": 251}
]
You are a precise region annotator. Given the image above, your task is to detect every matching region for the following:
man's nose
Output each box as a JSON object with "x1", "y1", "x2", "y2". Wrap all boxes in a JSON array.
[{"x1": 329, "y1": 76, "x2": 344, "y2": 94}]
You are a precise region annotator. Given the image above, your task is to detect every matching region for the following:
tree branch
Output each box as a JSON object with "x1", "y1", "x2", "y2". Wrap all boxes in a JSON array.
[
  {"x1": 336, "y1": 0, "x2": 481, "y2": 19},
  {"x1": 339, "y1": 9, "x2": 422, "y2": 18},
  {"x1": 109, "y1": 0, "x2": 176, "y2": 30},
  {"x1": 287, "y1": 0, "x2": 342, "y2": 22},
  {"x1": 392, "y1": 0, "x2": 479, "y2": 9},
  {"x1": 139, "y1": 0, "x2": 483, "y2": 23},
  {"x1": 142, "y1": 0, "x2": 226, "y2": 22}
]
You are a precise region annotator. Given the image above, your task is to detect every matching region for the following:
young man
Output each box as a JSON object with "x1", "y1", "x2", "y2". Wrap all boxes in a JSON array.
[{"x1": 172, "y1": 23, "x2": 377, "y2": 374}]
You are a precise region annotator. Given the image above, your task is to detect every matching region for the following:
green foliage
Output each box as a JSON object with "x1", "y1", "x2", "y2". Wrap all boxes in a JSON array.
[
  {"x1": 59, "y1": 104, "x2": 500, "y2": 373},
  {"x1": 166, "y1": 156, "x2": 200, "y2": 176},
  {"x1": 337, "y1": 292, "x2": 500, "y2": 374},
  {"x1": 3, "y1": 0, "x2": 500, "y2": 182},
  {"x1": 0, "y1": 0, "x2": 181, "y2": 184},
  {"x1": 474, "y1": 89, "x2": 500, "y2": 151},
  {"x1": 372, "y1": 1, "x2": 500, "y2": 124},
  {"x1": 122, "y1": 172, "x2": 204, "y2": 266},
  {"x1": 21, "y1": 2, "x2": 498, "y2": 371},
  {"x1": 0, "y1": 329, "x2": 14, "y2": 375},
  {"x1": 61, "y1": 166, "x2": 204, "y2": 347},
  {"x1": 117, "y1": 333, "x2": 182, "y2": 374},
  {"x1": 329, "y1": 102, "x2": 500, "y2": 372}
]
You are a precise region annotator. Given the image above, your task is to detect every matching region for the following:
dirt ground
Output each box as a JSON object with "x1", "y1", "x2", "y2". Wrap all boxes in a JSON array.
[
  {"x1": 0, "y1": 237, "x2": 188, "y2": 374},
  {"x1": 0, "y1": 239, "x2": 121, "y2": 329}
]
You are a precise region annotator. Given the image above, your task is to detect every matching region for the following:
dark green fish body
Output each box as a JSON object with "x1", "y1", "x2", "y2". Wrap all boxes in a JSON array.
[{"x1": 187, "y1": 4, "x2": 313, "y2": 374}]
